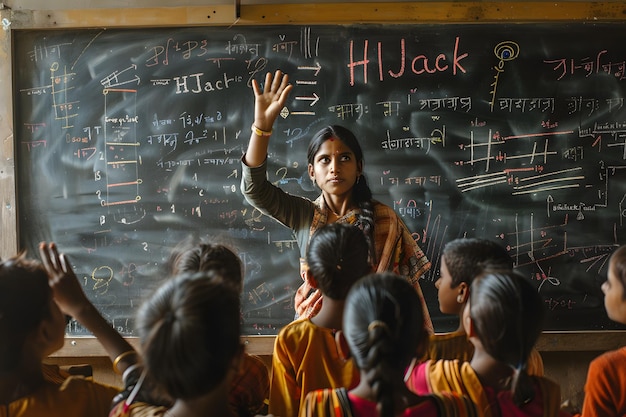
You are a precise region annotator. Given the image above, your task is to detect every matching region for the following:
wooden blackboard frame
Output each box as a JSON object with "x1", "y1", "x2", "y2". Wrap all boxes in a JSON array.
[{"x1": 4, "y1": 2, "x2": 626, "y2": 355}]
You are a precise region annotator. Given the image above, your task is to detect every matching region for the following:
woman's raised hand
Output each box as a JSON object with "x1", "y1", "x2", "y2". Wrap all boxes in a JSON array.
[{"x1": 252, "y1": 70, "x2": 293, "y2": 133}]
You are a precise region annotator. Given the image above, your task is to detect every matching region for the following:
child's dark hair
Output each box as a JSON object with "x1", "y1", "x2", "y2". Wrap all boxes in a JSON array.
[
  {"x1": 137, "y1": 271, "x2": 242, "y2": 400},
  {"x1": 610, "y1": 245, "x2": 626, "y2": 300},
  {"x1": 306, "y1": 223, "x2": 371, "y2": 300},
  {"x1": 307, "y1": 125, "x2": 376, "y2": 263},
  {"x1": 343, "y1": 272, "x2": 426, "y2": 417},
  {"x1": 469, "y1": 271, "x2": 545, "y2": 406},
  {"x1": 442, "y1": 238, "x2": 513, "y2": 287},
  {"x1": 0, "y1": 253, "x2": 52, "y2": 374},
  {"x1": 169, "y1": 240, "x2": 243, "y2": 293}
]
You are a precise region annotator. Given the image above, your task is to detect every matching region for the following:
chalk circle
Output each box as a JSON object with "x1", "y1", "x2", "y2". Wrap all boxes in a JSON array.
[{"x1": 494, "y1": 41, "x2": 520, "y2": 61}]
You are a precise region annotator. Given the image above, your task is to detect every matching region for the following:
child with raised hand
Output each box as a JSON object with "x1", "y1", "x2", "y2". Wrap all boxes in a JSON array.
[
  {"x1": 428, "y1": 238, "x2": 544, "y2": 375},
  {"x1": 169, "y1": 239, "x2": 269, "y2": 417},
  {"x1": 301, "y1": 272, "x2": 476, "y2": 417},
  {"x1": 269, "y1": 223, "x2": 372, "y2": 417},
  {"x1": 110, "y1": 270, "x2": 244, "y2": 417},
  {"x1": 578, "y1": 244, "x2": 626, "y2": 417},
  {"x1": 0, "y1": 242, "x2": 137, "y2": 417},
  {"x1": 407, "y1": 270, "x2": 569, "y2": 417}
]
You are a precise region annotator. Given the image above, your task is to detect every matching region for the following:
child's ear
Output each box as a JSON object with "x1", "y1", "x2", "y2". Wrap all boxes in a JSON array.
[
  {"x1": 305, "y1": 269, "x2": 318, "y2": 289},
  {"x1": 457, "y1": 282, "x2": 469, "y2": 304},
  {"x1": 335, "y1": 330, "x2": 351, "y2": 361}
]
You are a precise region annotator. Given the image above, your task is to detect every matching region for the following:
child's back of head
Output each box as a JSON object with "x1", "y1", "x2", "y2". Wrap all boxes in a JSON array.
[
  {"x1": 343, "y1": 272, "x2": 426, "y2": 417},
  {"x1": 169, "y1": 240, "x2": 243, "y2": 293},
  {"x1": 306, "y1": 223, "x2": 371, "y2": 300},
  {"x1": 468, "y1": 270, "x2": 545, "y2": 405},
  {"x1": 138, "y1": 271, "x2": 242, "y2": 401},
  {"x1": 0, "y1": 253, "x2": 58, "y2": 373},
  {"x1": 442, "y1": 238, "x2": 513, "y2": 287}
]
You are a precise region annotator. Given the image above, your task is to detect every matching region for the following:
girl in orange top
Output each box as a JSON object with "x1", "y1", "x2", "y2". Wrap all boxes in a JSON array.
[{"x1": 578, "y1": 244, "x2": 626, "y2": 417}]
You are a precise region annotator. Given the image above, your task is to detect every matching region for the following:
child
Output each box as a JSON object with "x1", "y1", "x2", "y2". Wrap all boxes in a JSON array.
[
  {"x1": 110, "y1": 270, "x2": 244, "y2": 417},
  {"x1": 301, "y1": 272, "x2": 476, "y2": 417},
  {"x1": 426, "y1": 237, "x2": 544, "y2": 375},
  {"x1": 578, "y1": 244, "x2": 626, "y2": 417},
  {"x1": 269, "y1": 223, "x2": 372, "y2": 417},
  {"x1": 0, "y1": 242, "x2": 137, "y2": 417},
  {"x1": 407, "y1": 270, "x2": 569, "y2": 417},
  {"x1": 169, "y1": 240, "x2": 269, "y2": 417}
]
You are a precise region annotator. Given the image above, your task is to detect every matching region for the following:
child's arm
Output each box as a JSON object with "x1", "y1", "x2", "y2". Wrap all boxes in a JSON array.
[{"x1": 39, "y1": 241, "x2": 138, "y2": 375}]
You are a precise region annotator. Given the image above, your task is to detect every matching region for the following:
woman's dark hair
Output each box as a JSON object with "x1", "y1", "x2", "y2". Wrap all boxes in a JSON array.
[
  {"x1": 307, "y1": 125, "x2": 376, "y2": 263},
  {"x1": 343, "y1": 272, "x2": 426, "y2": 417},
  {"x1": 306, "y1": 223, "x2": 371, "y2": 300},
  {"x1": 0, "y1": 253, "x2": 53, "y2": 374},
  {"x1": 469, "y1": 271, "x2": 545, "y2": 406},
  {"x1": 442, "y1": 238, "x2": 513, "y2": 288},
  {"x1": 137, "y1": 271, "x2": 241, "y2": 400},
  {"x1": 609, "y1": 245, "x2": 626, "y2": 300},
  {"x1": 169, "y1": 240, "x2": 243, "y2": 293}
]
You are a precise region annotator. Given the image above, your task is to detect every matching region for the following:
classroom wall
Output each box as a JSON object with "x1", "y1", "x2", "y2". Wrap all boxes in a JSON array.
[{"x1": 4, "y1": 1, "x2": 626, "y2": 413}]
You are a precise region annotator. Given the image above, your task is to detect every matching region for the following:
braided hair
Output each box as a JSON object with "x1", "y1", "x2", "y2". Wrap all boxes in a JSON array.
[
  {"x1": 343, "y1": 272, "x2": 425, "y2": 417},
  {"x1": 469, "y1": 271, "x2": 545, "y2": 406}
]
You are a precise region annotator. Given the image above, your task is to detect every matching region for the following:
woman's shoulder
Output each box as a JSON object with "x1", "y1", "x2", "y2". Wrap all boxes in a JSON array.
[{"x1": 371, "y1": 200, "x2": 394, "y2": 213}]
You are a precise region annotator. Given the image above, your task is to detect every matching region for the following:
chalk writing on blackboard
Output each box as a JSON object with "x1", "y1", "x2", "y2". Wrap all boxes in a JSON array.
[{"x1": 12, "y1": 23, "x2": 626, "y2": 335}]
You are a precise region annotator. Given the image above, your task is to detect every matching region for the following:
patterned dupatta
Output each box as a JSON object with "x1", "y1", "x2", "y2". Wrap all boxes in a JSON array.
[{"x1": 299, "y1": 196, "x2": 433, "y2": 333}]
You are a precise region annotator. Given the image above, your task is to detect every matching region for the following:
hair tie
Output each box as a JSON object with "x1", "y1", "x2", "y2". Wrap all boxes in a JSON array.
[{"x1": 367, "y1": 320, "x2": 390, "y2": 333}]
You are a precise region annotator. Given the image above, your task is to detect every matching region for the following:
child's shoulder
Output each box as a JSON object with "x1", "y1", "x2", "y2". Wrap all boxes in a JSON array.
[
  {"x1": 276, "y1": 318, "x2": 335, "y2": 347},
  {"x1": 276, "y1": 318, "x2": 315, "y2": 339},
  {"x1": 59, "y1": 374, "x2": 120, "y2": 397},
  {"x1": 587, "y1": 346, "x2": 626, "y2": 376}
]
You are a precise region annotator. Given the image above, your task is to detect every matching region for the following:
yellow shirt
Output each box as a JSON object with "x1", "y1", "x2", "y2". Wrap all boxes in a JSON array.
[
  {"x1": 2, "y1": 376, "x2": 119, "y2": 417},
  {"x1": 426, "y1": 330, "x2": 545, "y2": 376},
  {"x1": 269, "y1": 318, "x2": 359, "y2": 417}
]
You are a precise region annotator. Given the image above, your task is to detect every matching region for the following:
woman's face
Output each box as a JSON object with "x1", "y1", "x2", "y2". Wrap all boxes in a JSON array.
[
  {"x1": 602, "y1": 256, "x2": 626, "y2": 325},
  {"x1": 308, "y1": 138, "x2": 361, "y2": 197}
]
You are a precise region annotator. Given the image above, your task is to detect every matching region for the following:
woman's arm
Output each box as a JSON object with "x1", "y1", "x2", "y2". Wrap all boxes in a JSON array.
[
  {"x1": 243, "y1": 70, "x2": 293, "y2": 168},
  {"x1": 39, "y1": 241, "x2": 138, "y2": 375}
]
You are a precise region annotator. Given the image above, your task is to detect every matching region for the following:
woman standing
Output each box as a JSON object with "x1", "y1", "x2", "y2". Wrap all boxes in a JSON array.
[{"x1": 241, "y1": 70, "x2": 432, "y2": 332}]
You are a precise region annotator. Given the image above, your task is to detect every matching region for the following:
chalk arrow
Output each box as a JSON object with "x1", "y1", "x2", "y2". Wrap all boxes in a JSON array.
[
  {"x1": 546, "y1": 195, "x2": 553, "y2": 218},
  {"x1": 295, "y1": 93, "x2": 320, "y2": 106},
  {"x1": 297, "y1": 62, "x2": 322, "y2": 76}
]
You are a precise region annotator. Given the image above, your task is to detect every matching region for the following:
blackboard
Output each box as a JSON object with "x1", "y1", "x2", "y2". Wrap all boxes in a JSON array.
[{"x1": 12, "y1": 23, "x2": 626, "y2": 336}]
